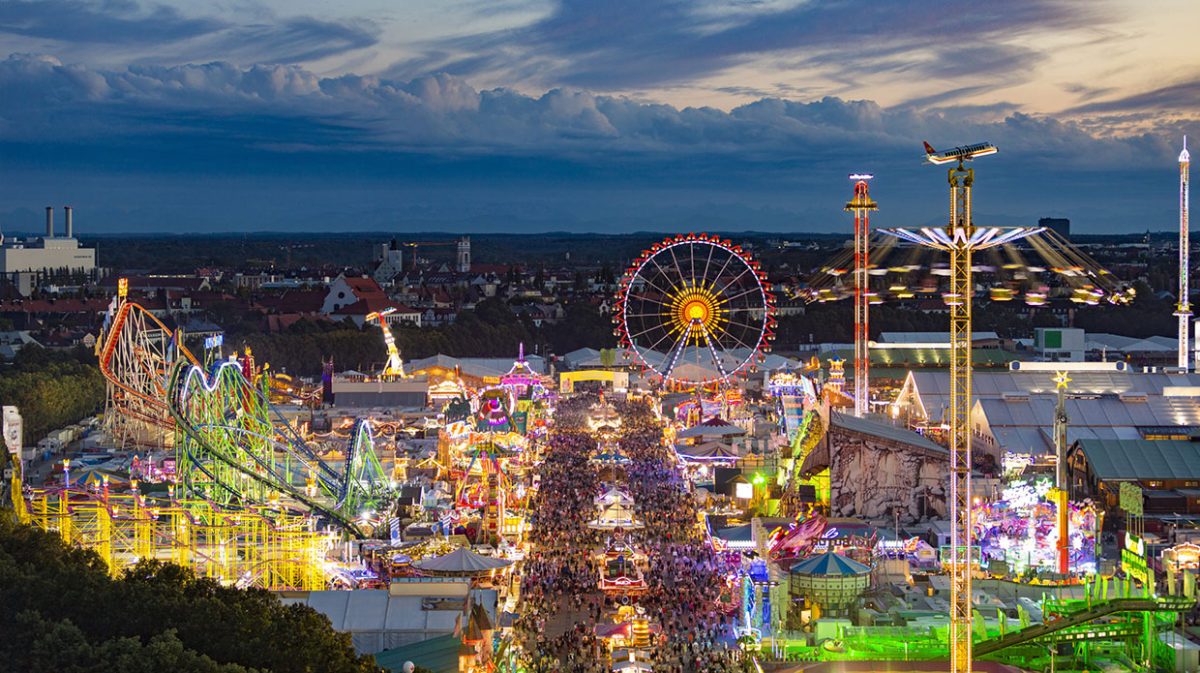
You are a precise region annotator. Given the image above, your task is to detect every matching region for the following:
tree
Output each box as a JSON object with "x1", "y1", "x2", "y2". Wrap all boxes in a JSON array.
[
  {"x1": 0, "y1": 517, "x2": 381, "y2": 673},
  {"x1": 0, "y1": 345, "x2": 105, "y2": 441}
]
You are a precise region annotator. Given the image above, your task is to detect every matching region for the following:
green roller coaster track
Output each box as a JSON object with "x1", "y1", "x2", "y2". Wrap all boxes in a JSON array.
[
  {"x1": 976, "y1": 595, "x2": 1194, "y2": 656},
  {"x1": 168, "y1": 360, "x2": 390, "y2": 538}
]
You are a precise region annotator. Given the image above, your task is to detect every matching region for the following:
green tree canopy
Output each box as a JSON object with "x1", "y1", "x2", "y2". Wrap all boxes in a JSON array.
[{"x1": 0, "y1": 517, "x2": 381, "y2": 673}]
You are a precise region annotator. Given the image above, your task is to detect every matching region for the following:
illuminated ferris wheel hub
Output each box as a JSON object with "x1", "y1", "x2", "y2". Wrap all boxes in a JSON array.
[{"x1": 615, "y1": 234, "x2": 776, "y2": 385}]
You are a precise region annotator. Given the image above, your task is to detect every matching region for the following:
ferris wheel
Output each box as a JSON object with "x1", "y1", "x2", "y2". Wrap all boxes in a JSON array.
[{"x1": 615, "y1": 234, "x2": 776, "y2": 385}]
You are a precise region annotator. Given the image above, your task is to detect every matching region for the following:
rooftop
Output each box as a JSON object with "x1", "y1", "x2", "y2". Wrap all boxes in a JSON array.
[{"x1": 1072, "y1": 439, "x2": 1200, "y2": 481}]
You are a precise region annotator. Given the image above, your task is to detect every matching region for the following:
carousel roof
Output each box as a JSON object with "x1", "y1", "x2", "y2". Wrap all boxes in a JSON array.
[
  {"x1": 502, "y1": 344, "x2": 542, "y2": 383},
  {"x1": 789, "y1": 551, "x2": 871, "y2": 577},
  {"x1": 595, "y1": 485, "x2": 635, "y2": 506},
  {"x1": 412, "y1": 547, "x2": 513, "y2": 574},
  {"x1": 674, "y1": 440, "x2": 743, "y2": 459},
  {"x1": 677, "y1": 416, "x2": 746, "y2": 439}
]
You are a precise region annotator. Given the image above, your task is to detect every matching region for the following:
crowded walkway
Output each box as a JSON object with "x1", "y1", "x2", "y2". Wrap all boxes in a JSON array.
[{"x1": 512, "y1": 394, "x2": 745, "y2": 673}]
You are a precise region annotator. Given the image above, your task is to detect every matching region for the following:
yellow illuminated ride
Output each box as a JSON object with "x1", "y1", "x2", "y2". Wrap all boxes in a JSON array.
[
  {"x1": 615, "y1": 234, "x2": 776, "y2": 385},
  {"x1": 366, "y1": 307, "x2": 407, "y2": 378}
]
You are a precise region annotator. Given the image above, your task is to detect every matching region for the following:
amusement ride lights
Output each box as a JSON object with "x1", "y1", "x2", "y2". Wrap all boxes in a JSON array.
[
  {"x1": 615, "y1": 234, "x2": 776, "y2": 386},
  {"x1": 845, "y1": 174, "x2": 877, "y2": 418},
  {"x1": 879, "y1": 144, "x2": 1041, "y2": 673},
  {"x1": 366, "y1": 307, "x2": 407, "y2": 378},
  {"x1": 1179, "y1": 136, "x2": 1191, "y2": 371},
  {"x1": 1053, "y1": 370, "x2": 1071, "y2": 575}
]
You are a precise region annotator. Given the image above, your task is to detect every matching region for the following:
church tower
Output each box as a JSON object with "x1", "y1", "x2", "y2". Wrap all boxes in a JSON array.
[{"x1": 457, "y1": 237, "x2": 471, "y2": 273}]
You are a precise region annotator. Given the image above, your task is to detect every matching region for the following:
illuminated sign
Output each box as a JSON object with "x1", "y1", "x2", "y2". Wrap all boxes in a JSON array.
[
  {"x1": 117, "y1": 277, "x2": 128, "y2": 299},
  {"x1": 735, "y1": 482, "x2": 753, "y2": 500},
  {"x1": 1121, "y1": 532, "x2": 1148, "y2": 582},
  {"x1": 204, "y1": 334, "x2": 224, "y2": 350}
]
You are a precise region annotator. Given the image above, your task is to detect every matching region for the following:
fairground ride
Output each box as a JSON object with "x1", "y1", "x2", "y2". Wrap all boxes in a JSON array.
[
  {"x1": 23, "y1": 484, "x2": 331, "y2": 590},
  {"x1": 96, "y1": 287, "x2": 393, "y2": 537},
  {"x1": 803, "y1": 146, "x2": 1133, "y2": 673},
  {"x1": 846, "y1": 174, "x2": 877, "y2": 418},
  {"x1": 366, "y1": 307, "x2": 407, "y2": 378},
  {"x1": 614, "y1": 234, "x2": 777, "y2": 386},
  {"x1": 169, "y1": 360, "x2": 390, "y2": 537},
  {"x1": 96, "y1": 282, "x2": 200, "y2": 448}
]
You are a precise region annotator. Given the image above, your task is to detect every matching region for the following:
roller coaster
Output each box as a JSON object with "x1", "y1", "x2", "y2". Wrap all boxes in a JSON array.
[
  {"x1": 25, "y1": 293, "x2": 401, "y2": 586},
  {"x1": 976, "y1": 595, "x2": 1194, "y2": 656},
  {"x1": 97, "y1": 297, "x2": 199, "y2": 447},
  {"x1": 25, "y1": 484, "x2": 330, "y2": 590},
  {"x1": 169, "y1": 359, "x2": 389, "y2": 537}
]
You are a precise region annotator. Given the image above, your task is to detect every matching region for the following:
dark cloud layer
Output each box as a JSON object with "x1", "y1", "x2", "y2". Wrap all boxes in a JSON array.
[
  {"x1": 0, "y1": 0, "x2": 225, "y2": 44},
  {"x1": 422, "y1": 0, "x2": 1105, "y2": 91},
  {"x1": 1067, "y1": 74, "x2": 1200, "y2": 115},
  {"x1": 0, "y1": 55, "x2": 1175, "y2": 162},
  {"x1": 0, "y1": 1, "x2": 380, "y2": 65},
  {"x1": 0, "y1": 54, "x2": 1190, "y2": 234}
]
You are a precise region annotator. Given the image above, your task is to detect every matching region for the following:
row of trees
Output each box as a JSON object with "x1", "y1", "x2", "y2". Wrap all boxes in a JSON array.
[
  {"x1": 0, "y1": 516, "x2": 381, "y2": 673},
  {"x1": 232, "y1": 298, "x2": 616, "y2": 377},
  {"x1": 0, "y1": 346, "x2": 105, "y2": 442}
]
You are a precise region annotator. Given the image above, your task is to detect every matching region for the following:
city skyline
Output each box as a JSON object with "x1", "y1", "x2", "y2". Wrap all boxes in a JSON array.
[{"x1": 0, "y1": 0, "x2": 1197, "y2": 234}]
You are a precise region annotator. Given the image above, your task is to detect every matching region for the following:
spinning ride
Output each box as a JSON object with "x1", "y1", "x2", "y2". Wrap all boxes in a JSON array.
[{"x1": 615, "y1": 234, "x2": 776, "y2": 385}]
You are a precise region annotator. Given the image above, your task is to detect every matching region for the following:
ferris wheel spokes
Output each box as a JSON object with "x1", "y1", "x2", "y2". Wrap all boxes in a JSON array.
[
  {"x1": 660, "y1": 320, "x2": 696, "y2": 381},
  {"x1": 617, "y1": 235, "x2": 775, "y2": 385}
]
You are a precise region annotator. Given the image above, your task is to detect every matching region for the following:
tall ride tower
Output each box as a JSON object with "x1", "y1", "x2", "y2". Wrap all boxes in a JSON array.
[
  {"x1": 846, "y1": 175, "x2": 877, "y2": 418},
  {"x1": 1053, "y1": 371, "x2": 1071, "y2": 575},
  {"x1": 1179, "y1": 137, "x2": 1192, "y2": 371},
  {"x1": 883, "y1": 142, "x2": 1039, "y2": 673}
]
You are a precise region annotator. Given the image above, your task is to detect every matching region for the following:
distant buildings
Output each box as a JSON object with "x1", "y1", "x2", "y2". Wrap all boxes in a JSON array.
[
  {"x1": 1, "y1": 207, "x2": 97, "y2": 281},
  {"x1": 371, "y1": 239, "x2": 405, "y2": 284},
  {"x1": 322, "y1": 275, "x2": 421, "y2": 327},
  {"x1": 1038, "y1": 216, "x2": 1070, "y2": 239}
]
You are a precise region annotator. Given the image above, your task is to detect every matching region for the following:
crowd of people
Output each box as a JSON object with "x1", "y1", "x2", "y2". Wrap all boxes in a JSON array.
[
  {"x1": 620, "y1": 401, "x2": 746, "y2": 673},
  {"x1": 511, "y1": 394, "x2": 749, "y2": 673}
]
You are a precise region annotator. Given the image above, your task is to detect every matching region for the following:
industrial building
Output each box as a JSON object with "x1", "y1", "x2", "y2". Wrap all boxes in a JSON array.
[{"x1": 1, "y1": 206, "x2": 97, "y2": 275}]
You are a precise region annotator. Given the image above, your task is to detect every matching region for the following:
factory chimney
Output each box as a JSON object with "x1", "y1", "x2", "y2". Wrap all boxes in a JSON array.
[
  {"x1": 64, "y1": 206, "x2": 73, "y2": 238},
  {"x1": 45, "y1": 206, "x2": 54, "y2": 238}
]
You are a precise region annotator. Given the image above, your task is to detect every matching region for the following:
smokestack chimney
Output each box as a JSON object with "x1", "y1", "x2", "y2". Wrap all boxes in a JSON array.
[
  {"x1": 64, "y1": 206, "x2": 73, "y2": 238},
  {"x1": 45, "y1": 206, "x2": 54, "y2": 238}
]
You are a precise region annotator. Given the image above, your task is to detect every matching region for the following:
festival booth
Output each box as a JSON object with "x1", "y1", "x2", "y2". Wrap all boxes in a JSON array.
[
  {"x1": 595, "y1": 485, "x2": 636, "y2": 508},
  {"x1": 676, "y1": 416, "x2": 746, "y2": 444},
  {"x1": 412, "y1": 546, "x2": 513, "y2": 584},
  {"x1": 675, "y1": 440, "x2": 743, "y2": 463},
  {"x1": 589, "y1": 501, "x2": 644, "y2": 530},
  {"x1": 788, "y1": 551, "x2": 872, "y2": 619},
  {"x1": 597, "y1": 541, "x2": 648, "y2": 594},
  {"x1": 596, "y1": 606, "x2": 658, "y2": 652},
  {"x1": 1163, "y1": 543, "x2": 1200, "y2": 598},
  {"x1": 587, "y1": 399, "x2": 622, "y2": 434},
  {"x1": 428, "y1": 377, "x2": 468, "y2": 409},
  {"x1": 593, "y1": 439, "x2": 631, "y2": 467}
]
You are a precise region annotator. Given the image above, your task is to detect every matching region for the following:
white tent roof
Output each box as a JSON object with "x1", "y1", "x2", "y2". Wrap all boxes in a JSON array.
[
  {"x1": 412, "y1": 547, "x2": 512, "y2": 573},
  {"x1": 677, "y1": 417, "x2": 745, "y2": 439}
]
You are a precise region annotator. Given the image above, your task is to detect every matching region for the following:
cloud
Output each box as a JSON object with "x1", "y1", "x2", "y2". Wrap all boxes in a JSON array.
[
  {"x1": 1065, "y1": 74, "x2": 1200, "y2": 115},
  {"x1": 0, "y1": 53, "x2": 1192, "y2": 235},
  {"x1": 0, "y1": 1, "x2": 379, "y2": 65},
  {"x1": 200, "y1": 16, "x2": 380, "y2": 65},
  {"x1": 414, "y1": 0, "x2": 1107, "y2": 92},
  {"x1": 0, "y1": 53, "x2": 1182, "y2": 168},
  {"x1": 0, "y1": 0, "x2": 225, "y2": 44}
]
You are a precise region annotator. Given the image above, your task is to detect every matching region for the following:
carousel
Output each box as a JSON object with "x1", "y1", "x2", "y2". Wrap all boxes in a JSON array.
[{"x1": 597, "y1": 539, "x2": 648, "y2": 594}]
